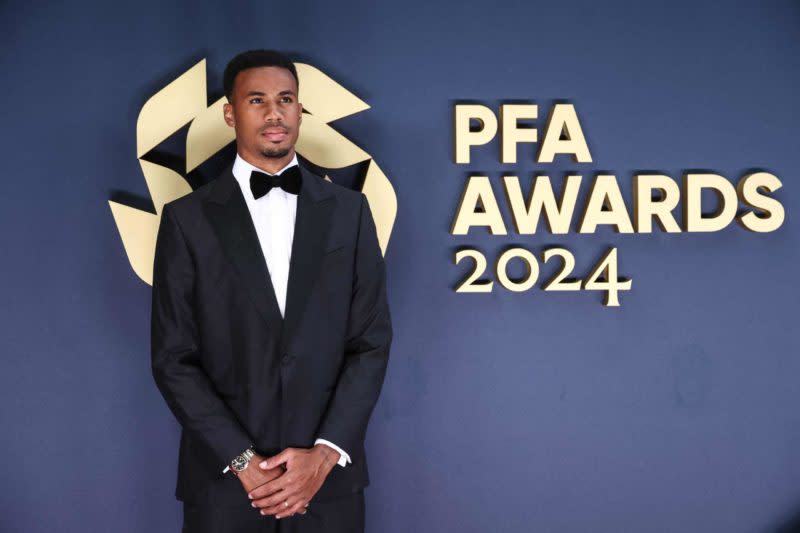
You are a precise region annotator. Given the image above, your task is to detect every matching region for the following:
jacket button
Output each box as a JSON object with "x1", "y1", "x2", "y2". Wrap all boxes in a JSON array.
[{"x1": 281, "y1": 354, "x2": 292, "y2": 366}]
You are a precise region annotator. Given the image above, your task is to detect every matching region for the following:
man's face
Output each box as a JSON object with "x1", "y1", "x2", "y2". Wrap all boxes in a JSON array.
[{"x1": 223, "y1": 66, "x2": 303, "y2": 163}]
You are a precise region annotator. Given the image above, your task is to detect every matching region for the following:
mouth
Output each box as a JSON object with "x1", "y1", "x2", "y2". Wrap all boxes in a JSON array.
[{"x1": 261, "y1": 128, "x2": 288, "y2": 142}]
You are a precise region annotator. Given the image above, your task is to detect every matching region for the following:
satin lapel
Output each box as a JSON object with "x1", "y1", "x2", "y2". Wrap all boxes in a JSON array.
[
  {"x1": 280, "y1": 165, "x2": 336, "y2": 354},
  {"x1": 204, "y1": 167, "x2": 283, "y2": 327}
]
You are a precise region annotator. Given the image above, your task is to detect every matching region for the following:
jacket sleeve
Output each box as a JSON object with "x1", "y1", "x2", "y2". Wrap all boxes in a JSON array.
[
  {"x1": 150, "y1": 203, "x2": 253, "y2": 469},
  {"x1": 316, "y1": 194, "x2": 393, "y2": 462}
]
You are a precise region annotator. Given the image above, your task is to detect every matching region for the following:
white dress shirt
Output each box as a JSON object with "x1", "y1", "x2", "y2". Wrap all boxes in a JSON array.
[{"x1": 220, "y1": 152, "x2": 350, "y2": 472}]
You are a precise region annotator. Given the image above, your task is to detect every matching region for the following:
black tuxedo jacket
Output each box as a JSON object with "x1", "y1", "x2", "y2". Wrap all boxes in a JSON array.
[{"x1": 150, "y1": 162, "x2": 392, "y2": 506}]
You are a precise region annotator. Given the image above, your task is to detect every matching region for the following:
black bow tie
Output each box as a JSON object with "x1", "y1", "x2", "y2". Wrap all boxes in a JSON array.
[{"x1": 249, "y1": 166, "x2": 302, "y2": 199}]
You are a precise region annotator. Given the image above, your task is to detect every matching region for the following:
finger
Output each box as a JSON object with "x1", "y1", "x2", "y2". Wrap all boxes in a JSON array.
[
  {"x1": 258, "y1": 501, "x2": 284, "y2": 517},
  {"x1": 248, "y1": 474, "x2": 292, "y2": 500},
  {"x1": 277, "y1": 500, "x2": 307, "y2": 520},
  {"x1": 259, "y1": 499, "x2": 289, "y2": 515},
  {"x1": 257, "y1": 487, "x2": 303, "y2": 513},
  {"x1": 252, "y1": 475, "x2": 301, "y2": 507},
  {"x1": 264, "y1": 495, "x2": 299, "y2": 517},
  {"x1": 281, "y1": 500, "x2": 306, "y2": 518},
  {"x1": 255, "y1": 490, "x2": 292, "y2": 512},
  {"x1": 260, "y1": 448, "x2": 295, "y2": 470}
]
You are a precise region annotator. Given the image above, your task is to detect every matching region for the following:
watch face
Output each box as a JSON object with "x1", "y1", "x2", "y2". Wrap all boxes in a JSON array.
[
  {"x1": 231, "y1": 449, "x2": 254, "y2": 472},
  {"x1": 231, "y1": 454, "x2": 248, "y2": 471}
]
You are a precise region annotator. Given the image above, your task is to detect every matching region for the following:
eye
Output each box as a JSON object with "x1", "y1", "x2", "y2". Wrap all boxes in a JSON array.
[
  {"x1": 249, "y1": 97, "x2": 263, "y2": 104},
  {"x1": 280, "y1": 96, "x2": 293, "y2": 103}
]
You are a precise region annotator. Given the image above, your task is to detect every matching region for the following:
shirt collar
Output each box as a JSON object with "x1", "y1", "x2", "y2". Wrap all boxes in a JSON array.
[{"x1": 232, "y1": 152, "x2": 299, "y2": 198}]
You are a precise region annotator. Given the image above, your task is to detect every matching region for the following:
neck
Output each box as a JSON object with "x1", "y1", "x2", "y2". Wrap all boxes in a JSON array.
[{"x1": 238, "y1": 148, "x2": 295, "y2": 174}]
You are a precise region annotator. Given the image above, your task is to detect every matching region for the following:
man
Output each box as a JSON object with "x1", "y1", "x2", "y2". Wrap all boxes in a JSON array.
[{"x1": 151, "y1": 49, "x2": 392, "y2": 532}]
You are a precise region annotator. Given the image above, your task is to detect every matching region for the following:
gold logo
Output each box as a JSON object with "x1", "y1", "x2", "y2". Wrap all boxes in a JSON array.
[{"x1": 109, "y1": 59, "x2": 397, "y2": 285}]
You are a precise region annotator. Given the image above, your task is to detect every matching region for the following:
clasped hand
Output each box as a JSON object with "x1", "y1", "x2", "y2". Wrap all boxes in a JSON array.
[{"x1": 239, "y1": 445, "x2": 339, "y2": 519}]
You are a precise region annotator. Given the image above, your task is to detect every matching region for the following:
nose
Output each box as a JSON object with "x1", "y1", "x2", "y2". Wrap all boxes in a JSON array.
[{"x1": 263, "y1": 101, "x2": 282, "y2": 122}]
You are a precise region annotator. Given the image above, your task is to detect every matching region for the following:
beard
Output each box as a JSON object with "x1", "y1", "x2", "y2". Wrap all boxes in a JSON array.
[{"x1": 260, "y1": 146, "x2": 292, "y2": 159}]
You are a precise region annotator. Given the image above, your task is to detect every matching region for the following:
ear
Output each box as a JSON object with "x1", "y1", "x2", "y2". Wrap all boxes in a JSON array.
[
  {"x1": 223, "y1": 102, "x2": 235, "y2": 127},
  {"x1": 298, "y1": 102, "x2": 303, "y2": 124}
]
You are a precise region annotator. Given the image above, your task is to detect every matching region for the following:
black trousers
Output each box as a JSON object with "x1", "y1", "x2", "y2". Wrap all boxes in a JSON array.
[{"x1": 181, "y1": 491, "x2": 365, "y2": 533}]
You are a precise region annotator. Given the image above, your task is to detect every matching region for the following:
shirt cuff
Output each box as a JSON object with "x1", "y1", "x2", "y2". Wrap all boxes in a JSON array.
[{"x1": 314, "y1": 438, "x2": 350, "y2": 467}]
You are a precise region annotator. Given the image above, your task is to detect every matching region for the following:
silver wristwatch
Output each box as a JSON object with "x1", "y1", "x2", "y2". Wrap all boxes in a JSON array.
[{"x1": 230, "y1": 447, "x2": 255, "y2": 473}]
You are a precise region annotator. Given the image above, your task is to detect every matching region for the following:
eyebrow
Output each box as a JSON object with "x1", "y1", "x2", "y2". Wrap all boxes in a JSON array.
[{"x1": 245, "y1": 90, "x2": 297, "y2": 97}]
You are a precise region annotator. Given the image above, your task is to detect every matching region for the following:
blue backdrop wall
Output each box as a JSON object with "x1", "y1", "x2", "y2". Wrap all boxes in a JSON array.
[{"x1": 2, "y1": 1, "x2": 799, "y2": 532}]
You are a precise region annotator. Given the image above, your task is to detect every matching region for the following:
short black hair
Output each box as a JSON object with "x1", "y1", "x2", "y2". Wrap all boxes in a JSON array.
[{"x1": 223, "y1": 49, "x2": 299, "y2": 101}]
